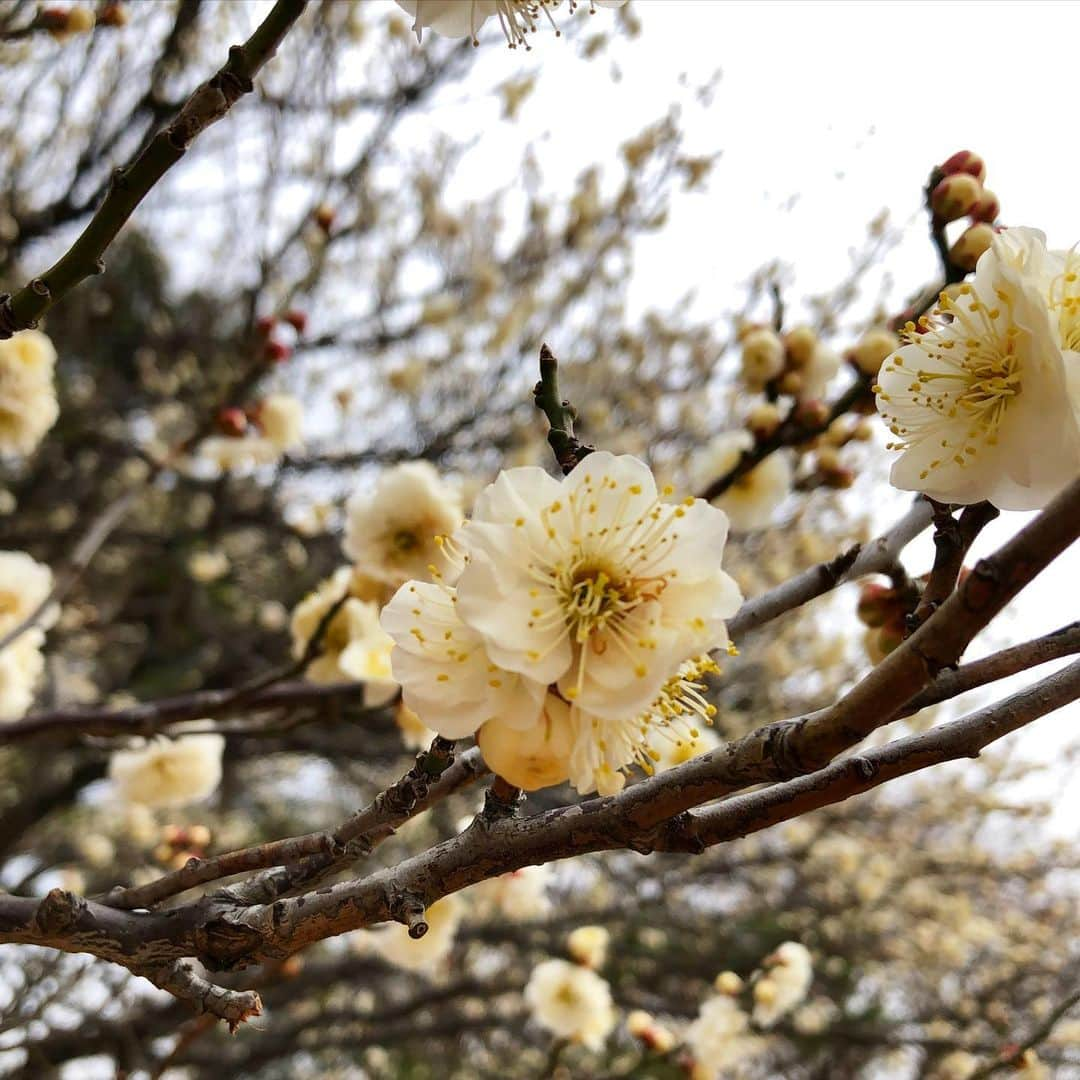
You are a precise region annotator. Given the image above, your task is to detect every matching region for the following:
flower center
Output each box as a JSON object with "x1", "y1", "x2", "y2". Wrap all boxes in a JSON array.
[
  {"x1": 557, "y1": 561, "x2": 640, "y2": 645},
  {"x1": 1051, "y1": 255, "x2": 1080, "y2": 351},
  {"x1": 392, "y1": 529, "x2": 419, "y2": 553}
]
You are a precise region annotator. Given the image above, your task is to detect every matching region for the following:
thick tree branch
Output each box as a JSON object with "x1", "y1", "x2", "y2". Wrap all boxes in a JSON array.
[{"x1": 0, "y1": 0, "x2": 308, "y2": 338}]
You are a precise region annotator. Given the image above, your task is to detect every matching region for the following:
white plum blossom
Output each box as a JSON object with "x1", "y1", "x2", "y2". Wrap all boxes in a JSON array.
[
  {"x1": 692, "y1": 432, "x2": 792, "y2": 532},
  {"x1": 108, "y1": 732, "x2": 225, "y2": 809},
  {"x1": 567, "y1": 924, "x2": 609, "y2": 969},
  {"x1": 684, "y1": 994, "x2": 763, "y2": 1077},
  {"x1": 257, "y1": 393, "x2": 304, "y2": 451},
  {"x1": 876, "y1": 227, "x2": 1080, "y2": 510},
  {"x1": 0, "y1": 630, "x2": 47, "y2": 720},
  {"x1": 290, "y1": 567, "x2": 398, "y2": 704},
  {"x1": 365, "y1": 894, "x2": 463, "y2": 975},
  {"x1": 467, "y1": 863, "x2": 552, "y2": 921},
  {"x1": 0, "y1": 550, "x2": 54, "y2": 630},
  {"x1": 396, "y1": 0, "x2": 626, "y2": 48},
  {"x1": 524, "y1": 958, "x2": 616, "y2": 1050},
  {"x1": 751, "y1": 941, "x2": 813, "y2": 1028},
  {"x1": 344, "y1": 461, "x2": 464, "y2": 587},
  {"x1": 382, "y1": 453, "x2": 739, "y2": 795},
  {"x1": 0, "y1": 330, "x2": 59, "y2": 456}
]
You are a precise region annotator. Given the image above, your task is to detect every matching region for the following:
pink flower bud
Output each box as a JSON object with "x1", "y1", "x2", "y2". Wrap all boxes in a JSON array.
[
  {"x1": 949, "y1": 223, "x2": 995, "y2": 272},
  {"x1": 255, "y1": 315, "x2": 277, "y2": 337},
  {"x1": 264, "y1": 339, "x2": 292, "y2": 364},
  {"x1": 940, "y1": 150, "x2": 986, "y2": 185},
  {"x1": 217, "y1": 407, "x2": 248, "y2": 437},
  {"x1": 970, "y1": 188, "x2": 1000, "y2": 223},
  {"x1": 284, "y1": 309, "x2": 308, "y2": 334}
]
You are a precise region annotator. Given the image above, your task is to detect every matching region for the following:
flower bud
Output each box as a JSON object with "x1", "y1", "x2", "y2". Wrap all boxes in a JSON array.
[
  {"x1": 848, "y1": 328, "x2": 900, "y2": 378},
  {"x1": 949, "y1": 223, "x2": 995, "y2": 272},
  {"x1": 856, "y1": 582, "x2": 896, "y2": 628},
  {"x1": 99, "y1": 3, "x2": 128, "y2": 27},
  {"x1": 823, "y1": 466, "x2": 855, "y2": 489},
  {"x1": 930, "y1": 173, "x2": 981, "y2": 224},
  {"x1": 815, "y1": 446, "x2": 842, "y2": 473},
  {"x1": 876, "y1": 618, "x2": 907, "y2": 658},
  {"x1": 255, "y1": 314, "x2": 277, "y2": 337},
  {"x1": 714, "y1": 971, "x2": 743, "y2": 995},
  {"x1": 217, "y1": 407, "x2": 248, "y2": 437},
  {"x1": 784, "y1": 325, "x2": 818, "y2": 368},
  {"x1": 264, "y1": 339, "x2": 292, "y2": 364},
  {"x1": 626, "y1": 1010, "x2": 676, "y2": 1053},
  {"x1": 314, "y1": 204, "x2": 335, "y2": 233},
  {"x1": 794, "y1": 398, "x2": 829, "y2": 429},
  {"x1": 970, "y1": 188, "x2": 1000, "y2": 223},
  {"x1": 777, "y1": 370, "x2": 804, "y2": 397},
  {"x1": 747, "y1": 401, "x2": 783, "y2": 440},
  {"x1": 567, "y1": 925, "x2": 610, "y2": 970},
  {"x1": 284, "y1": 309, "x2": 308, "y2": 334},
  {"x1": 40, "y1": 7, "x2": 69, "y2": 33},
  {"x1": 940, "y1": 150, "x2": 987, "y2": 185},
  {"x1": 740, "y1": 327, "x2": 785, "y2": 388},
  {"x1": 66, "y1": 5, "x2": 95, "y2": 32}
]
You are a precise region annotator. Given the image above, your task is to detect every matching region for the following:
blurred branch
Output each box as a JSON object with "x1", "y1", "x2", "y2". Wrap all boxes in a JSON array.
[{"x1": 0, "y1": 0, "x2": 308, "y2": 338}]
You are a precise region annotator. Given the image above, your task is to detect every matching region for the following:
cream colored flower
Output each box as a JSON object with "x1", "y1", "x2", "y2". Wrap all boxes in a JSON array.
[
  {"x1": 199, "y1": 435, "x2": 281, "y2": 472},
  {"x1": 524, "y1": 958, "x2": 616, "y2": 1050},
  {"x1": 108, "y1": 732, "x2": 225, "y2": 809},
  {"x1": 751, "y1": 941, "x2": 813, "y2": 1028},
  {"x1": 685, "y1": 994, "x2": 763, "y2": 1077},
  {"x1": 455, "y1": 453, "x2": 741, "y2": 723},
  {"x1": 692, "y1": 432, "x2": 792, "y2": 531},
  {"x1": 876, "y1": 227, "x2": 1080, "y2": 509},
  {"x1": 799, "y1": 343, "x2": 840, "y2": 401},
  {"x1": 257, "y1": 393, "x2": 303, "y2": 452},
  {"x1": 344, "y1": 462, "x2": 464, "y2": 587},
  {"x1": 291, "y1": 567, "x2": 398, "y2": 705},
  {"x1": 567, "y1": 925, "x2": 609, "y2": 970},
  {"x1": 740, "y1": 327, "x2": 785, "y2": 389},
  {"x1": 367, "y1": 894, "x2": 463, "y2": 975},
  {"x1": 467, "y1": 864, "x2": 551, "y2": 921},
  {"x1": 0, "y1": 550, "x2": 54, "y2": 630},
  {"x1": 397, "y1": 0, "x2": 625, "y2": 47},
  {"x1": 0, "y1": 330, "x2": 59, "y2": 455},
  {"x1": 0, "y1": 629, "x2": 46, "y2": 720},
  {"x1": 932, "y1": 1051, "x2": 979, "y2": 1080}
]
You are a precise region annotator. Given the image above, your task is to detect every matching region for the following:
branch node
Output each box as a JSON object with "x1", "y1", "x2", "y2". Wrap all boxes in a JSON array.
[
  {"x1": 533, "y1": 344, "x2": 595, "y2": 475},
  {"x1": 34, "y1": 888, "x2": 86, "y2": 933}
]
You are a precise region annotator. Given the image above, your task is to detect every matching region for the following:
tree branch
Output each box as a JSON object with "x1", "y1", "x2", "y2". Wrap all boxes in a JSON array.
[{"x1": 0, "y1": 0, "x2": 308, "y2": 338}]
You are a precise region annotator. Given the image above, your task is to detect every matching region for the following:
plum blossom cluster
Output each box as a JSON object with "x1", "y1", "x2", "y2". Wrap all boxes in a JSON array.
[
  {"x1": 875, "y1": 227, "x2": 1080, "y2": 510},
  {"x1": 0, "y1": 551, "x2": 56, "y2": 720},
  {"x1": 382, "y1": 452, "x2": 742, "y2": 795},
  {"x1": 396, "y1": 0, "x2": 626, "y2": 48},
  {"x1": 0, "y1": 329, "x2": 59, "y2": 457},
  {"x1": 108, "y1": 729, "x2": 225, "y2": 810}
]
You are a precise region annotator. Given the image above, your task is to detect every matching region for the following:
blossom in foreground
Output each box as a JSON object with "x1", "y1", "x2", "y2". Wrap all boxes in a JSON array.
[
  {"x1": 0, "y1": 330, "x2": 59, "y2": 456},
  {"x1": 382, "y1": 453, "x2": 739, "y2": 794},
  {"x1": 691, "y1": 431, "x2": 792, "y2": 531},
  {"x1": 344, "y1": 461, "x2": 464, "y2": 587},
  {"x1": 751, "y1": 941, "x2": 813, "y2": 1028},
  {"x1": 524, "y1": 958, "x2": 616, "y2": 1050},
  {"x1": 684, "y1": 994, "x2": 763, "y2": 1078},
  {"x1": 290, "y1": 567, "x2": 398, "y2": 704},
  {"x1": 875, "y1": 227, "x2": 1080, "y2": 509},
  {"x1": 108, "y1": 732, "x2": 225, "y2": 809},
  {"x1": 396, "y1": 0, "x2": 626, "y2": 48},
  {"x1": 366, "y1": 894, "x2": 463, "y2": 975}
]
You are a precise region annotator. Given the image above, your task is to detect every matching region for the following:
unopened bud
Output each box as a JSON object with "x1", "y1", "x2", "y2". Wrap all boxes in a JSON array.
[
  {"x1": 740, "y1": 327, "x2": 785, "y2": 388},
  {"x1": 823, "y1": 465, "x2": 855, "y2": 489},
  {"x1": 930, "y1": 173, "x2": 981, "y2": 224},
  {"x1": 99, "y1": 3, "x2": 128, "y2": 27},
  {"x1": 188, "y1": 824, "x2": 212, "y2": 848},
  {"x1": 747, "y1": 402, "x2": 783, "y2": 439},
  {"x1": 39, "y1": 7, "x2": 69, "y2": 32},
  {"x1": 794, "y1": 398, "x2": 829, "y2": 429},
  {"x1": 940, "y1": 150, "x2": 987, "y2": 185},
  {"x1": 314, "y1": 204, "x2": 335, "y2": 233},
  {"x1": 852, "y1": 419, "x2": 874, "y2": 442},
  {"x1": 777, "y1": 370, "x2": 804, "y2": 397},
  {"x1": 876, "y1": 618, "x2": 906, "y2": 657},
  {"x1": 264, "y1": 339, "x2": 292, "y2": 364},
  {"x1": 626, "y1": 1010, "x2": 676, "y2": 1053},
  {"x1": 849, "y1": 328, "x2": 900, "y2": 378},
  {"x1": 856, "y1": 583, "x2": 896, "y2": 628},
  {"x1": 714, "y1": 971, "x2": 743, "y2": 995},
  {"x1": 949, "y1": 223, "x2": 995, "y2": 272},
  {"x1": 784, "y1": 325, "x2": 818, "y2": 368},
  {"x1": 284, "y1": 309, "x2": 308, "y2": 334},
  {"x1": 66, "y1": 5, "x2": 95, "y2": 32},
  {"x1": 970, "y1": 188, "x2": 1000, "y2": 223},
  {"x1": 815, "y1": 446, "x2": 842, "y2": 472},
  {"x1": 255, "y1": 315, "x2": 277, "y2": 337},
  {"x1": 217, "y1": 407, "x2": 247, "y2": 437}
]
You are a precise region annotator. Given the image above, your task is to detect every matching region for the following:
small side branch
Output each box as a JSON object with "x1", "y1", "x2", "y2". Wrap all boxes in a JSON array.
[
  {"x1": 533, "y1": 344, "x2": 594, "y2": 475},
  {"x1": 149, "y1": 960, "x2": 262, "y2": 1033}
]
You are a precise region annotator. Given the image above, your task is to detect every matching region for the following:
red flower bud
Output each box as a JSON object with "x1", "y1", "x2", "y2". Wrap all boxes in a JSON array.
[
  {"x1": 264, "y1": 339, "x2": 292, "y2": 364},
  {"x1": 255, "y1": 315, "x2": 277, "y2": 337},
  {"x1": 283, "y1": 309, "x2": 308, "y2": 334},
  {"x1": 857, "y1": 583, "x2": 896, "y2": 628},
  {"x1": 949, "y1": 223, "x2": 995, "y2": 272},
  {"x1": 314, "y1": 204, "x2": 335, "y2": 233},
  {"x1": 99, "y1": 2, "x2": 128, "y2": 27},
  {"x1": 940, "y1": 150, "x2": 987, "y2": 185},
  {"x1": 217, "y1": 407, "x2": 248, "y2": 437}
]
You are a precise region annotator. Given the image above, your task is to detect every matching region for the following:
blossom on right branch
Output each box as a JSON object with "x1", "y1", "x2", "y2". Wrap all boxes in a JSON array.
[{"x1": 875, "y1": 227, "x2": 1080, "y2": 510}]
